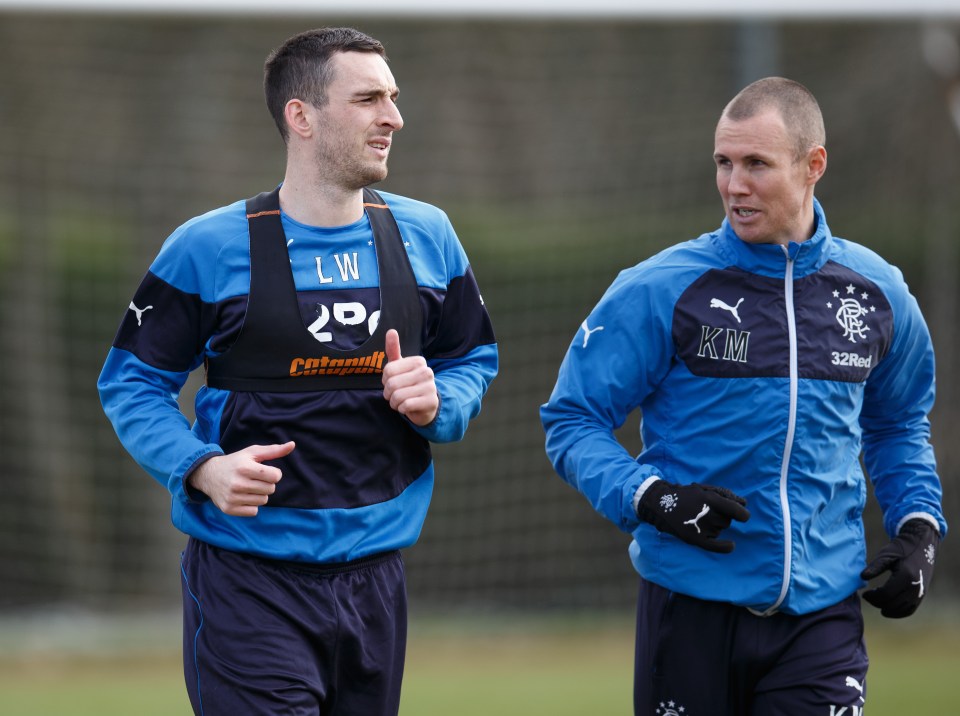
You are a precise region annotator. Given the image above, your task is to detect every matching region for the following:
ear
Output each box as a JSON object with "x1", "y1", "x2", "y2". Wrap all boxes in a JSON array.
[
  {"x1": 283, "y1": 99, "x2": 313, "y2": 140},
  {"x1": 806, "y1": 145, "x2": 827, "y2": 185}
]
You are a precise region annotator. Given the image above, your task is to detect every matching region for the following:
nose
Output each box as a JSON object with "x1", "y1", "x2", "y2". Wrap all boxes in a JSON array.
[
  {"x1": 726, "y1": 165, "x2": 750, "y2": 196},
  {"x1": 379, "y1": 100, "x2": 403, "y2": 131}
]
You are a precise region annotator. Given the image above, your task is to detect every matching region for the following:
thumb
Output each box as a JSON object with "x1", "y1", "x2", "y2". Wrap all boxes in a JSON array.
[
  {"x1": 722, "y1": 501, "x2": 751, "y2": 524},
  {"x1": 385, "y1": 329, "x2": 403, "y2": 362},
  {"x1": 704, "y1": 487, "x2": 751, "y2": 523},
  {"x1": 860, "y1": 554, "x2": 896, "y2": 581},
  {"x1": 700, "y1": 538, "x2": 736, "y2": 555},
  {"x1": 250, "y1": 441, "x2": 296, "y2": 462}
]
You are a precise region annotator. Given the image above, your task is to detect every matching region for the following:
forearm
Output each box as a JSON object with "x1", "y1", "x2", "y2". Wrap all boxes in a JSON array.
[
  {"x1": 98, "y1": 348, "x2": 222, "y2": 499},
  {"x1": 860, "y1": 279, "x2": 945, "y2": 538},
  {"x1": 415, "y1": 344, "x2": 498, "y2": 443},
  {"x1": 542, "y1": 401, "x2": 657, "y2": 531},
  {"x1": 862, "y1": 427, "x2": 945, "y2": 537}
]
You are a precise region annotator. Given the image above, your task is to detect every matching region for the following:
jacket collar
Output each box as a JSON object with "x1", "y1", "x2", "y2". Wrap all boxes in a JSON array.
[{"x1": 715, "y1": 198, "x2": 833, "y2": 278}]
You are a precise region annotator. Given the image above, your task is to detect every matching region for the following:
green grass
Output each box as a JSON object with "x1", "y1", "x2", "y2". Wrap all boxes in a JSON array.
[
  {"x1": 0, "y1": 654, "x2": 190, "y2": 716},
  {"x1": 861, "y1": 618, "x2": 960, "y2": 712},
  {"x1": 401, "y1": 619, "x2": 634, "y2": 715},
  {"x1": 0, "y1": 614, "x2": 956, "y2": 715}
]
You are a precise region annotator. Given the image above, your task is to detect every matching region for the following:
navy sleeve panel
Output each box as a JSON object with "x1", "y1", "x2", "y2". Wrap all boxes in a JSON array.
[
  {"x1": 423, "y1": 267, "x2": 496, "y2": 360},
  {"x1": 113, "y1": 271, "x2": 218, "y2": 373}
]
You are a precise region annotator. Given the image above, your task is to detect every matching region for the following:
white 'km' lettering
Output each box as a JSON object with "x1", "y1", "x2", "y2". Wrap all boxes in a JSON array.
[{"x1": 698, "y1": 325, "x2": 750, "y2": 363}]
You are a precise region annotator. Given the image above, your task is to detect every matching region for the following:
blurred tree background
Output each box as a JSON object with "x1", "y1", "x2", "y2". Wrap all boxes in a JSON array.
[{"x1": 0, "y1": 10, "x2": 956, "y2": 633}]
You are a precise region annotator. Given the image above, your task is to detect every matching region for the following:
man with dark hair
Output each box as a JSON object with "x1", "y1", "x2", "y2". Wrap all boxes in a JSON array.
[
  {"x1": 99, "y1": 27, "x2": 497, "y2": 715},
  {"x1": 542, "y1": 76, "x2": 944, "y2": 714}
]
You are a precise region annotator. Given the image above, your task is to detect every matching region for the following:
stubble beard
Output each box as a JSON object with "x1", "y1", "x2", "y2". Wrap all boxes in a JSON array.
[{"x1": 314, "y1": 134, "x2": 389, "y2": 191}]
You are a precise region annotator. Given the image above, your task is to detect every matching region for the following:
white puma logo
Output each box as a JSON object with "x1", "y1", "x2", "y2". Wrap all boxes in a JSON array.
[
  {"x1": 129, "y1": 302, "x2": 154, "y2": 326},
  {"x1": 845, "y1": 676, "x2": 865, "y2": 703},
  {"x1": 580, "y1": 319, "x2": 604, "y2": 348},
  {"x1": 710, "y1": 297, "x2": 744, "y2": 323},
  {"x1": 912, "y1": 570, "x2": 925, "y2": 599},
  {"x1": 683, "y1": 504, "x2": 710, "y2": 533}
]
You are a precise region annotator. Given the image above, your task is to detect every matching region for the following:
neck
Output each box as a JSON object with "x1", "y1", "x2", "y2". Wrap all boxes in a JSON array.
[
  {"x1": 278, "y1": 163, "x2": 365, "y2": 227},
  {"x1": 793, "y1": 197, "x2": 818, "y2": 244}
]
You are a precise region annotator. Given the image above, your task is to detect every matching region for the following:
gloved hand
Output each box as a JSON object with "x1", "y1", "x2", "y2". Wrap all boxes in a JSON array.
[
  {"x1": 637, "y1": 479, "x2": 750, "y2": 554},
  {"x1": 861, "y1": 518, "x2": 940, "y2": 619}
]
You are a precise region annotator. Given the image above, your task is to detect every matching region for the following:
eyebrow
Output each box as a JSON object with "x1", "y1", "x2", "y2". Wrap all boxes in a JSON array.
[
  {"x1": 713, "y1": 151, "x2": 768, "y2": 162},
  {"x1": 350, "y1": 86, "x2": 399, "y2": 100}
]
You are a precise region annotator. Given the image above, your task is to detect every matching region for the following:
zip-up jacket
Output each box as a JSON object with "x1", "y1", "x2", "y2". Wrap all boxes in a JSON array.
[
  {"x1": 99, "y1": 189, "x2": 497, "y2": 564},
  {"x1": 541, "y1": 199, "x2": 944, "y2": 615}
]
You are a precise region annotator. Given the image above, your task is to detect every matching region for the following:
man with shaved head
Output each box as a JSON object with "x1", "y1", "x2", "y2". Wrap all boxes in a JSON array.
[{"x1": 542, "y1": 77, "x2": 944, "y2": 714}]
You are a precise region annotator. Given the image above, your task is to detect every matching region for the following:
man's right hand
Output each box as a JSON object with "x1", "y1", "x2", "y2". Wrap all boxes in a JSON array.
[
  {"x1": 637, "y1": 479, "x2": 750, "y2": 553},
  {"x1": 187, "y1": 441, "x2": 296, "y2": 517}
]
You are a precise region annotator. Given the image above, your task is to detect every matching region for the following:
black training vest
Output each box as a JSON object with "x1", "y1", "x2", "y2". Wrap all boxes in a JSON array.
[{"x1": 205, "y1": 187, "x2": 422, "y2": 392}]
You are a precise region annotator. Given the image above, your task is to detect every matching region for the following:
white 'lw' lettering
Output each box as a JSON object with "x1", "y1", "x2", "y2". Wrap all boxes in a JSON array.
[
  {"x1": 316, "y1": 257, "x2": 333, "y2": 284},
  {"x1": 315, "y1": 253, "x2": 360, "y2": 284},
  {"x1": 334, "y1": 253, "x2": 360, "y2": 281}
]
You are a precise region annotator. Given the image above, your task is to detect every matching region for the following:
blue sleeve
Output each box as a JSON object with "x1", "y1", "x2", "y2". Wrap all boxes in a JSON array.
[
  {"x1": 97, "y1": 219, "x2": 231, "y2": 502},
  {"x1": 414, "y1": 217, "x2": 498, "y2": 444},
  {"x1": 859, "y1": 269, "x2": 946, "y2": 537},
  {"x1": 540, "y1": 268, "x2": 673, "y2": 532},
  {"x1": 98, "y1": 348, "x2": 222, "y2": 501}
]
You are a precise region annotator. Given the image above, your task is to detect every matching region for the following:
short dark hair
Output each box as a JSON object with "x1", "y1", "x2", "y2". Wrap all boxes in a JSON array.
[
  {"x1": 263, "y1": 27, "x2": 386, "y2": 143},
  {"x1": 722, "y1": 77, "x2": 825, "y2": 160}
]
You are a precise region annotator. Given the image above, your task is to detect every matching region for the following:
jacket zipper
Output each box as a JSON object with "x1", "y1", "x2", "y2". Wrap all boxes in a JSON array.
[{"x1": 765, "y1": 245, "x2": 799, "y2": 615}]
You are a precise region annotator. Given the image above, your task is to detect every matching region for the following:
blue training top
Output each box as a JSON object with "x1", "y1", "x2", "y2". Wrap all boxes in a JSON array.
[
  {"x1": 99, "y1": 188, "x2": 498, "y2": 564},
  {"x1": 541, "y1": 199, "x2": 945, "y2": 615}
]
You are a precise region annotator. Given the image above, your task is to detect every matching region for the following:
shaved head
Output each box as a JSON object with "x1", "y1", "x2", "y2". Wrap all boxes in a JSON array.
[{"x1": 721, "y1": 77, "x2": 825, "y2": 160}]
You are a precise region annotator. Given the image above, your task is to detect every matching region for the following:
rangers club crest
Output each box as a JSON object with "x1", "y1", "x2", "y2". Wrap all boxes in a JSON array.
[{"x1": 826, "y1": 283, "x2": 875, "y2": 344}]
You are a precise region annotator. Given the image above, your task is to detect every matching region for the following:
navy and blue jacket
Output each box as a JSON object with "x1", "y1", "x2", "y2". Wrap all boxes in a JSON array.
[
  {"x1": 541, "y1": 199, "x2": 944, "y2": 615},
  {"x1": 99, "y1": 189, "x2": 497, "y2": 564}
]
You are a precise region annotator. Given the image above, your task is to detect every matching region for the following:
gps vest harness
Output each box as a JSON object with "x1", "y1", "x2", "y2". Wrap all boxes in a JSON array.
[{"x1": 205, "y1": 187, "x2": 422, "y2": 392}]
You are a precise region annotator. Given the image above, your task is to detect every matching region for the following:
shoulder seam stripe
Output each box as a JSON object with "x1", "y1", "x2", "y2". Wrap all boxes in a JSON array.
[{"x1": 363, "y1": 202, "x2": 389, "y2": 209}]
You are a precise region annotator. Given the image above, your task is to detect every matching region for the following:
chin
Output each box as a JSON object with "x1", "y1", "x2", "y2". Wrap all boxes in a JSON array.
[
  {"x1": 731, "y1": 227, "x2": 767, "y2": 245},
  {"x1": 361, "y1": 165, "x2": 389, "y2": 186},
  {"x1": 346, "y1": 169, "x2": 388, "y2": 191}
]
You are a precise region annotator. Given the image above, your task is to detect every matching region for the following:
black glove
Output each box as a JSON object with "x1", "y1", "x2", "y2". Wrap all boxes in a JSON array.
[
  {"x1": 637, "y1": 480, "x2": 750, "y2": 554},
  {"x1": 861, "y1": 518, "x2": 940, "y2": 619}
]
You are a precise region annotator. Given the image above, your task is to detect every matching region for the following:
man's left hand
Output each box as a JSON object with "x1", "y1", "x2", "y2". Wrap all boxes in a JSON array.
[
  {"x1": 382, "y1": 329, "x2": 439, "y2": 426},
  {"x1": 860, "y1": 518, "x2": 940, "y2": 619}
]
